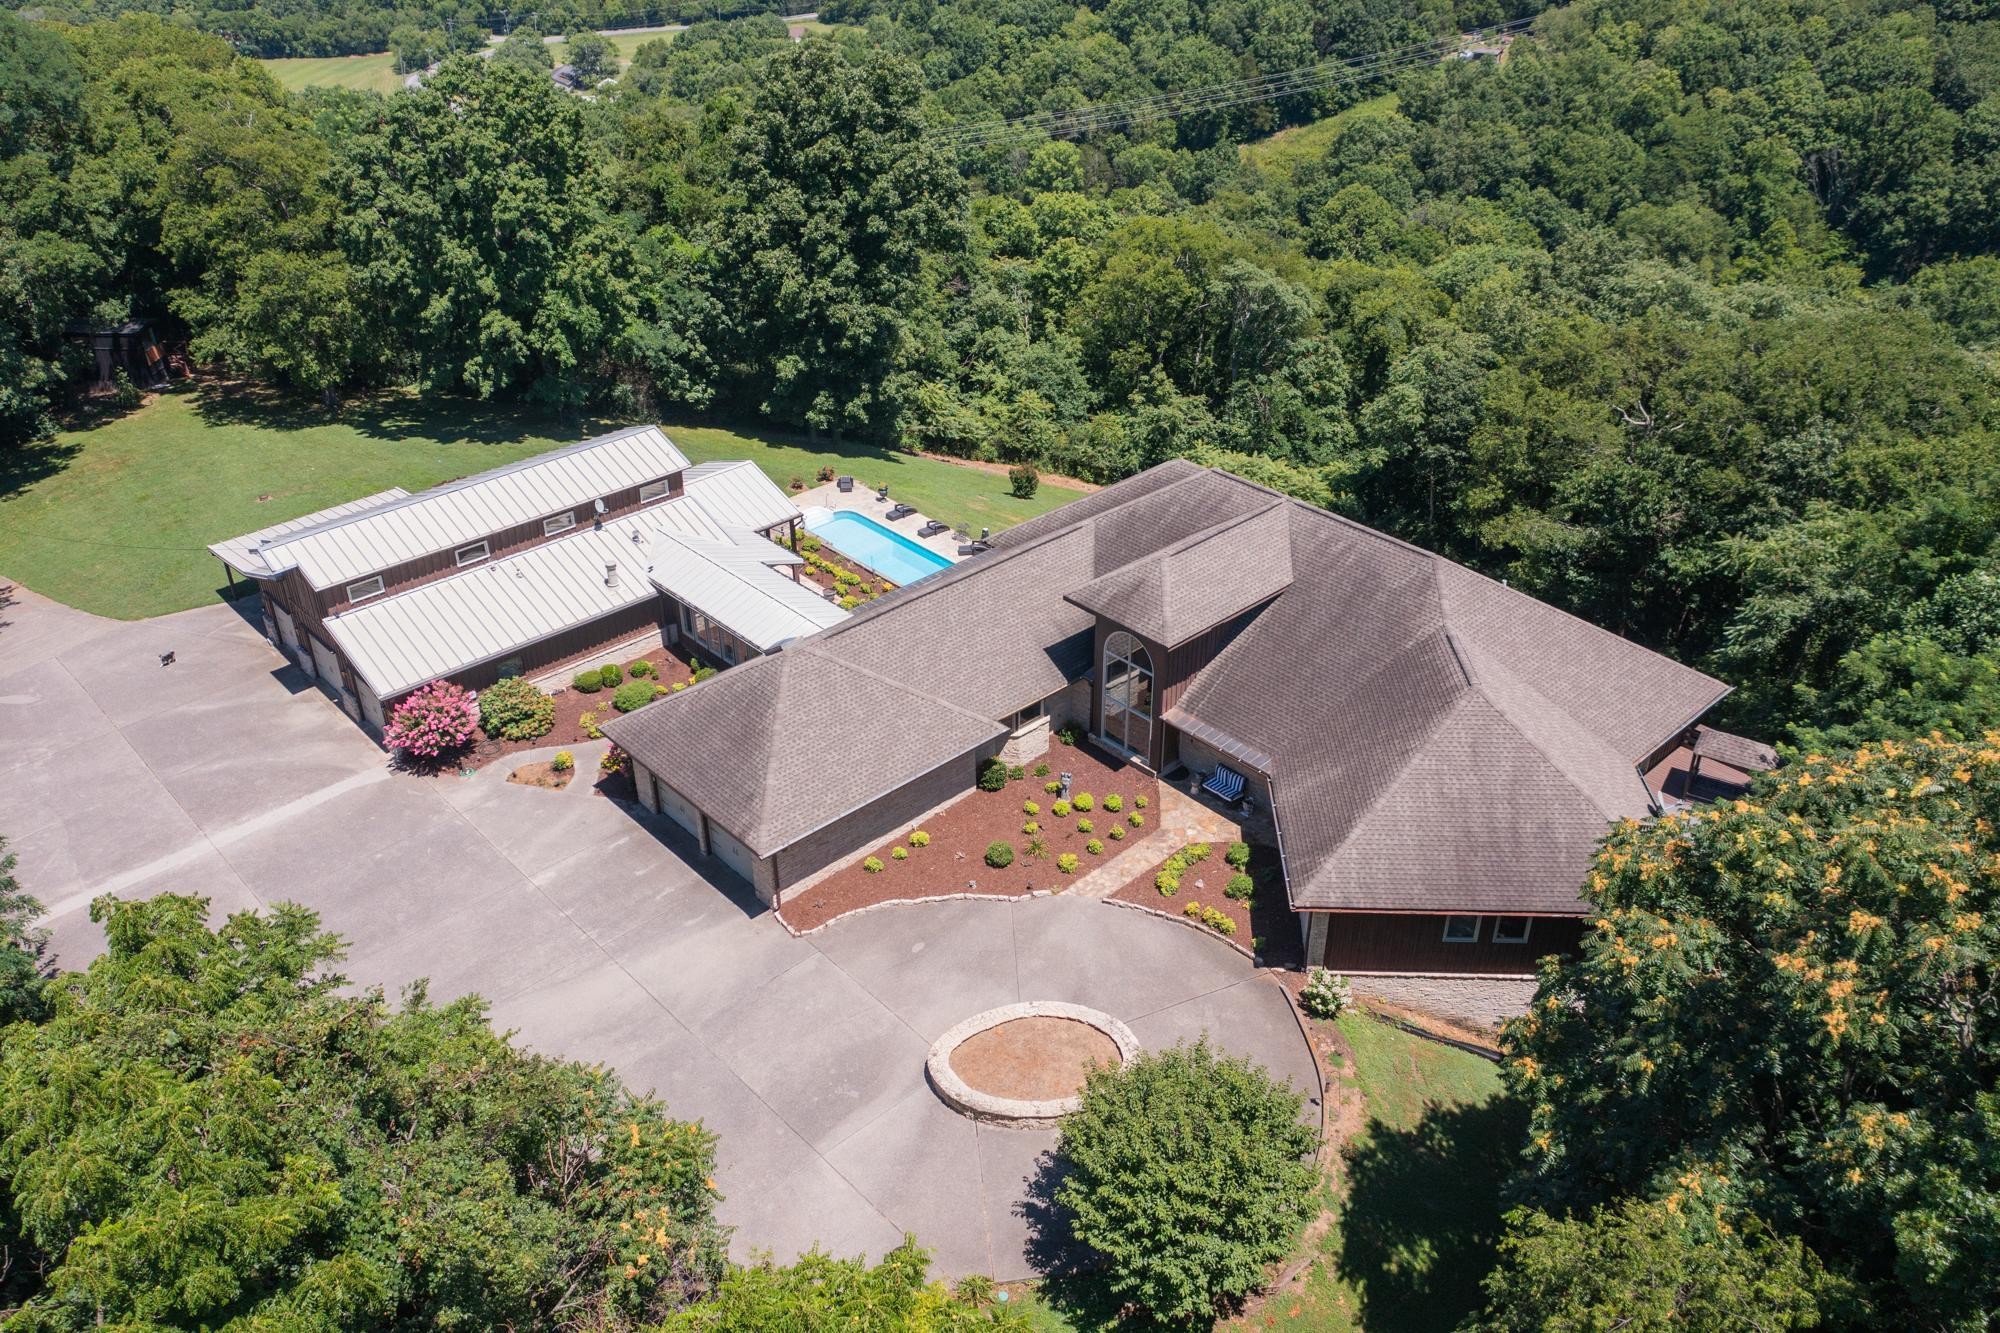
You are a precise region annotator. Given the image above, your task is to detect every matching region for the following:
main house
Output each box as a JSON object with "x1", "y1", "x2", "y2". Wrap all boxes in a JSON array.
[
  {"x1": 606, "y1": 459, "x2": 1749, "y2": 1019},
  {"x1": 210, "y1": 425, "x2": 846, "y2": 728}
]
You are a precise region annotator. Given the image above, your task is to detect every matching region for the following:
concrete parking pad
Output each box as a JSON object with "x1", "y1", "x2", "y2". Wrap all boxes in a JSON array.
[{"x1": 0, "y1": 581, "x2": 1317, "y2": 1280}]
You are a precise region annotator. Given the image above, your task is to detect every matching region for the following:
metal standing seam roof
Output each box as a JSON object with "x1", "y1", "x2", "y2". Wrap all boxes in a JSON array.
[
  {"x1": 681, "y1": 460, "x2": 805, "y2": 532},
  {"x1": 206, "y1": 489, "x2": 411, "y2": 578},
  {"x1": 648, "y1": 529, "x2": 849, "y2": 652},
  {"x1": 253, "y1": 425, "x2": 692, "y2": 590}
]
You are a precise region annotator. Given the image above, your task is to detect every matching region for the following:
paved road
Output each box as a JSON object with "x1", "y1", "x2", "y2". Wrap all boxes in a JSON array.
[{"x1": 0, "y1": 579, "x2": 1315, "y2": 1278}]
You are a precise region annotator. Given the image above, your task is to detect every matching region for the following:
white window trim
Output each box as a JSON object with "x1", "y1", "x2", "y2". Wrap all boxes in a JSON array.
[
  {"x1": 1492, "y1": 917, "x2": 1533, "y2": 945},
  {"x1": 1441, "y1": 915, "x2": 1482, "y2": 944},
  {"x1": 543, "y1": 511, "x2": 577, "y2": 537},
  {"x1": 454, "y1": 540, "x2": 491, "y2": 567},
  {"x1": 639, "y1": 479, "x2": 670, "y2": 504},
  {"x1": 346, "y1": 575, "x2": 385, "y2": 603}
]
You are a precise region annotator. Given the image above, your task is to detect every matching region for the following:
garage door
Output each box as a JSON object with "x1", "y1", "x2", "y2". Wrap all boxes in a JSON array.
[
  {"x1": 357, "y1": 681, "x2": 385, "y2": 729},
  {"x1": 310, "y1": 637, "x2": 342, "y2": 689},
  {"x1": 655, "y1": 779, "x2": 701, "y2": 839},
  {"x1": 273, "y1": 604, "x2": 301, "y2": 655},
  {"x1": 707, "y1": 821, "x2": 757, "y2": 885}
]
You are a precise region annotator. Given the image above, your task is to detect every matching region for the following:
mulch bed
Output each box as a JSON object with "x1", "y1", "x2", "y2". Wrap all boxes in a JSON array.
[
  {"x1": 798, "y1": 534, "x2": 895, "y2": 604},
  {"x1": 951, "y1": 1017, "x2": 1119, "y2": 1101},
  {"x1": 1110, "y1": 839, "x2": 1303, "y2": 966},
  {"x1": 776, "y1": 740, "x2": 1159, "y2": 932},
  {"x1": 506, "y1": 760, "x2": 574, "y2": 791},
  {"x1": 464, "y1": 645, "x2": 697, "y2": 766}
]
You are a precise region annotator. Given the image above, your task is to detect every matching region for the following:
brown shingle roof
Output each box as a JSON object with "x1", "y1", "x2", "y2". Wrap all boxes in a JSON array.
[{"x1": 1065, "y1": 503, "x2": 1293, "y2": 647}]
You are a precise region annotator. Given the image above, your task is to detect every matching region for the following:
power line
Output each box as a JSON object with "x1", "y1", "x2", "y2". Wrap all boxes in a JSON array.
[{"x1": 932, "y1": 19, "x2": 1529, "y2": 150}]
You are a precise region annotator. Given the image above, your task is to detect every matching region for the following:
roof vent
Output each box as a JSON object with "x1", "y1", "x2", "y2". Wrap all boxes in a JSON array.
[
  {"x1": 604, "y1": 562, "x2": 619, "y2": 588},
  {"x1": 631, "y1": 529, "x2": 643, "y2": 544}
]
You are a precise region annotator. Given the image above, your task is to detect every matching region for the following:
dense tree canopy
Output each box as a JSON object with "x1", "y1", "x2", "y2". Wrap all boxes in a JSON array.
[
  {"x1": 0, "y1": 893, "x2": 727, "y2": 1328},
  {"x1": 1499, "y1": 735, "x2": 2000, "y2": 1328}
]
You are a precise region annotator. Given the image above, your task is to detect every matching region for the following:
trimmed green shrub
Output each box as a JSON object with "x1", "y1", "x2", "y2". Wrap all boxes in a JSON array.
[
  {"x1": 479, "y1": 676, "x2": 555, "y2": 741},
  {"x1": 1023, "y1": 800, "x2": 1040, "y2": 816},
  {"x1": 550, "y1": 750, "x2": 574, "y2": 772},
  {"x1": 1009, "y1": 463, "x2": 1040, "y2": 498},
  {"x1": 891, "y1": 846, "x2": 908, "y2": 861},
  {"x1": 1156, "y1": 870, "x2": 1181, "y2": 895},
  {"x1": 1008, "y1": 764, "x2": 1026, "y2": 781},
  {"x1": 1026, "y1": 835, "x2": 1048, "y2": 859},
  {"x1": 837, "y1": 595, "x2": 861, "y2": 610},
  {"x1": 1103, "y1": 794, "x2": 1123, "y2": 812},
  {"x1": 1057, "y1": 853, "x2": 1079, "y2": 874},
  {"x1": 671, "y1": 681, "x2": 688, "y2": 693},
  {"x1": 1108, "y1": 825, "x2": 1126, "y2": 841},
  {"x1": 1077, "y1": 818, "x2": 1094, "y2": 834},
  {"x1": 653, "y1": 683, "x2": 670, "y2": 698},
  {"x1": 1055, "y1": 723, "x2": 1082, "y2": 746},
  {"x1": 1184, "y1": 900, "x2": 1204, "y2": 919},
  {"x1": 1045, "y1": 780, "x2": 1063, "y2": 794},
  {"x1": 1052, "y1": 800, "x2": 1072, "y2": 818},
  {"x1": 571, "y1": 667, "x2": 604, "y2": 693},
  {"x1": 1022, "y1": 821, "x2": 1040, "y2": 836},
  {"x1": 1184, "y1": 842, "x2": 1212, "y2": 862},
  {"x1": 1299, "y1": 968, "x2": 1351, "y2": 1020},
  {"x1": 1225, "y1": 873, "x2": 1255, "y2": 902},
  {"x1": 984, "y1": 841, "x2": 1014, "y2": 869},
  {"x1": 909, "y1": 830, "x2": 930, "y2": 848},
  {"x1": 1134, "y1": 794, "x2": 1148, "y2": 809},
  {"x1": 1086, "y1": 839, "x2": 1104, "y2": 855},
  {"x1": 627, "y1": 659, "x2": 654, "y2": 679},
  {"x1": 1225, "y1": 842, "x2": 1252, "y2": 870},
  {"x1": 1072, "y1": 792, "x2": 1094, "y2": 812},
  {"x1": 579, "y1": 710, "x2": 602, "y2": 740},
  {"x1": 690, "y1": 666, "x2": 718, "y2": 684},
  {"x1": 599, "y1": 663, "x2": 624, "y2": 687},
  {"x1": 1034, "y1": 763, "x2": 1050, "y2": 777},
  {"x1": 978, "y1": 758, "x2": 1009, "y2": 792},
  {"x1": 863, "y1": 856, "x2": 884, "y2": 874},
  {"x1": 1202, "y1": 907, "x2": 1236, "y2": 935},
  {"x1": 1057, "y1": 1040, "x2": 1317, "y2": 1322},
  {"x1": 1129, "y1": 813, "x2": 1145, "y2": 828},
  {"x1": 611, "y1": 681, "x2": 656, "y2": 713}
]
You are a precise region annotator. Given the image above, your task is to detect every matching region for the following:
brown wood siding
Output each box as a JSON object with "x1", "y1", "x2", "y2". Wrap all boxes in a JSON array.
[
  {"x1": 1159, "y1": 606, "x2": 1262, "y2": 716},
  {"x1": 1320, "y1": 912, "x2": 1585, "y2": 976},
  {"x1": 316, "y1": 476, "x2": 677, "y2": 617},
  {"x1": 1091, "y1": 608, "x2": 1264, "y2": 770},
  {"x1": 381, "y1": 597, "x2": 668, "y2": 702}
]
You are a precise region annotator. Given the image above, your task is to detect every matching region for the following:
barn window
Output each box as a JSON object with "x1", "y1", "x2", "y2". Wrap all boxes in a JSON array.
[
  {"x1": 346, "y1": 575, "x2": 385, "y2": 603},
  {"x1": 543, "y1": 512, "x2": 577, "y2": 536},
  {"x1": 454, "y1": 540, "x2": 491, "y2": 567},
  {"x1": 639, "y1": 479, "x2": 670, "y2": 503},
  {"x1": 1492, "y1": 917, "x2": 1533, "y2": 944},
  {"x1": 1441, "y1": 915, "x2": 1481, "y2": 943}
]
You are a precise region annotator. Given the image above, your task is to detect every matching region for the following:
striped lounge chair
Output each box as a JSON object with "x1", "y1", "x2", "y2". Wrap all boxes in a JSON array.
[{"x1": 1202, "y1": 764, "x2": 1246, "y2": 804}]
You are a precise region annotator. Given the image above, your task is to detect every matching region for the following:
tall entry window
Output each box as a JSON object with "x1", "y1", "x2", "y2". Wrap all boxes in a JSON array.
[{"x1": 1100, "y1": 631, "x2": 1154, "y2": 758}]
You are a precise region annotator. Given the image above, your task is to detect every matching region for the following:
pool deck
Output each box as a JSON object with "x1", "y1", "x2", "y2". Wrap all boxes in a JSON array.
[{"x1": 795, "y1": 482, "x2": 968, "y2": 565}]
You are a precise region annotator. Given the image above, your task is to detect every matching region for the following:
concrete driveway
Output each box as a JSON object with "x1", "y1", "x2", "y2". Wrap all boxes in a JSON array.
[{"x1": 0, "y1": 580, "x2": 1318, "y2": 1279}]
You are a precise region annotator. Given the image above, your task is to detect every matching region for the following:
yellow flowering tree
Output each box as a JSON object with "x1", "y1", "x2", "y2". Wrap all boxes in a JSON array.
[{"x1": 1500, "y1": 734, "x2": 2000, "y2": 1328}]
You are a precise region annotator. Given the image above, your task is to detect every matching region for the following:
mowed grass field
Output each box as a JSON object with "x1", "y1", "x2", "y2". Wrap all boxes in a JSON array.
[
  {"x1": 259, "y1": 32, "x2": 662, "y2": 94},
  {"x1": 0, "y1": 387, "x2": 1085, "y2": 620}
]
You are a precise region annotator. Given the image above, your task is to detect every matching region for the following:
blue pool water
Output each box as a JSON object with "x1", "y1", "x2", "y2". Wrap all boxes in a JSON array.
[{"x1": 806, "y1": 510, "x2": 955, "y2": 586}]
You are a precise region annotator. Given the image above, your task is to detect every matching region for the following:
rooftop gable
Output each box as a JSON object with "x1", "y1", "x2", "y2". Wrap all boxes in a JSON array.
[{"x1": 1064, "y1": 502, "x2": 1293, "y2": 647}]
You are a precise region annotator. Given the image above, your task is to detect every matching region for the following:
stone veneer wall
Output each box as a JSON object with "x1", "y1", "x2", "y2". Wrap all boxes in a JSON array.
[
  {"x1": 1345, "y1": 974, "x2": 1540, "y2": 1031},
  {"x1": 999, "y1": 715, "x2": 1051, "y2": 767}
]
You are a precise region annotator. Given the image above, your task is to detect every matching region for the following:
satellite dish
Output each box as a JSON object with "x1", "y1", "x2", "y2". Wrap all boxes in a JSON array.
[{"x1": 594, "y1": 498, "x2": 608, "y2": 515}]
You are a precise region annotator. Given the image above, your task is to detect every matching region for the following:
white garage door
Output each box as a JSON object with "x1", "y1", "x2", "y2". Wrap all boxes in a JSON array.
[
  {"x1": 273, "y1": 604, "x2": 301, "y2": 655},
  {"x1": 707, "y1": 821, "x2": 757, "y2": 885},
  {"x1": 656, "y1": 779, "x2": 701, "y2": 839},
  {"x1": 357, "y1": 681, "x2": 385, "y2": 729},
  {"x1": 310, "y1": 637, "x2": 342, "y2": 690}
]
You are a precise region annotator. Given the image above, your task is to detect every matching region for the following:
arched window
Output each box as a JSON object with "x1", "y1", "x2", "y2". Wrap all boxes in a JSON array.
[{"x1": 1101, "y1": 631, "x2": 1154, "y2": 757}]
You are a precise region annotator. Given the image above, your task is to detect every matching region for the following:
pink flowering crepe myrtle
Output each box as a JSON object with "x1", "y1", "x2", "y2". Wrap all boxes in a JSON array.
[{"x1": 383, "y1": 680, "x2": 480, "y2": 759}]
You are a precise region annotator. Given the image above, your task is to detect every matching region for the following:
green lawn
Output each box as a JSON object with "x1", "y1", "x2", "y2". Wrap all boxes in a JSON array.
[
  {"x1": 259, "y1": 52, "x2": 406, "y2": 95},
  {"x1": 0, "y1": 387, "x2": 1085, "y2": 620},
  {"x1": 1239, "y1": 95, "x2": 1401, "y2": 179},
  {"x1": 1014, "y1": 1012, "x2": 1517, "y2": 1332}
]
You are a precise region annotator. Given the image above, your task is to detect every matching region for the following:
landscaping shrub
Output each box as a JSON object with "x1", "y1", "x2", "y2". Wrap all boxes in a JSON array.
[
  {"x1": 1052, "y1": 800, "x2": 1071, "y2": 818},
  {"x1": 1022, "y1": 821, "x2": 1040, "y2": 836},
  {"x1": 599, "y1": 744, "x2": 627, "y2": 774},
  {"x1": 1184, "y1": 900, "x2": 1204, "y2": 918},
  {"x1": 690, "y1": 666, "x2": 719, "y2": 684},
  {"x1": 1225, "y1": 873, "x2": 1255, "y2": 902},
  {"x1": 627, "y1": 659, "x2": 653, "y2": 679},
  {"x1": 1086, "y1": 839, "x2": 1104, "y2": 855},
  {"x1": 977, "y1": 758, "x2": 1009, "y2": 792},
  {"x1": 1184, "y1": 842, "x2": 1211, "y2": 862},
  {"x1": 599, "y1": 662, "x2": 624, "y2": 687},
  {"x1": 1103, "y1": 794, "x2": 1122, "y2": 812},
  {"x1": 1045, "y1": 780, "x2": 1062, "y2": 794},
  {"x1": 1203, "y1": 907, "x2": 1236, "y2": 936},
  {"x1": 1057, "y1": 853, "x2": 1079, "y2": 874},
  {"x1": 1108, "y1": 825, "x2": 1126, "y2": 841},
  {"x1": 478, "y1": 676, "x2": 555, "y2": 741},
  {"x1": 1225, "y1": 842, "x2": 1251, "y2": 870},
  {"x1": 1129, "y1": 813, "x2": 1145, "y2": 828},
  {"x1": 984, "y1": 841, "x2": 1014, "y2": 869},
  {"x1": 838, "y1": 596, "x2": 860, "y2": 610},
  {"x1": 863, "y1": 856, "x2": 884, "y2": 874},
  {"x1": 1057, "y1": 1040, "x2": 1317, "y2": 1322},
  {"x1": 1023, "y1": 800, "x2": 1039, "y2": 816},
  {"x1": 1298, "y1": 968, "x2": 1352, "y2": 1020},
  {"x1": 612, "y1": 681, "x2": 656, "y2": 713},
  {"x1": 891, "y1": 846, "x2": 908, "y2": 861},
  {"x1": 571, "y1": 667, "x2": 605, "y2": 693},
  {"x1": 1134, "y1": 794, "x2": 1148, "y2": 809},
  {"x1": 909, "y1": 830, "x2": 930, "y2": 848},
  {"x1": 580, "y1": 710, "x2": 602, "y2": 740},
  {"x1": 1073, "y1": 792, "x2": 1094, "y2": 812},
  {"x1": 1156, "y1": 869, "x2": 1181, "y2": 895},
  {"x1": 788, "y1": 474, "x2": 804, "y2": 490},
  {"x1": 1055, "y1": 723, "x2": 1082, "y2": 746},
  {"x1": 1034, "y1": 763, "x2": 1050, "y2": 777},
  {"x1": 1026, "y1": 835, "x2": 1048, "y2": 859},
  {"x1": 1008, "y1": 764, "x2": 1026, "y2": 781},
  {"x1": 815, "y1": 465, "x2": 836, "y2": 483},
  {"x1": 1009, "y1": 462, "x2": 1040, "y2": 498},
  {"x1": 800, "y1": 532, "x2": 822, "y2": 553},
  {"x1": 550, "y1": 750, "x2": 574, "y2": 772},
  {"x1": 653, "y1": 683, "x2": 670, "y2": 698},
  {"x1": 1077, "y1": 818, "x2": 1093, "y2": 834},
  {"x1": 671, "y1": 681, "x2": 688, "y2": 693},
  {"x1": 384, "y1": 681, "x2": 479, "y2": 759}
]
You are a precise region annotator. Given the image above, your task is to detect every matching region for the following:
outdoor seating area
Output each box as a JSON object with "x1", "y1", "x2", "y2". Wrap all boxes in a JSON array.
[{"x1": 1202, "y1": 763, "x2": 1247, "y2": 804}]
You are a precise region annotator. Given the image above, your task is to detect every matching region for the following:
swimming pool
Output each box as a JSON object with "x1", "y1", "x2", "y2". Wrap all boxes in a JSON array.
[{"x1": 805, "y1": 510, "x2": 955, "y2": 587}]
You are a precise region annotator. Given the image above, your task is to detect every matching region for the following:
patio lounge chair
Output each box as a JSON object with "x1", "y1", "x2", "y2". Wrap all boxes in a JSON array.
[
  {"x1": 836, "y1": 475, "x2": 854, "y2": 493},
  {"x1": 918, "y1": 520, "x2": 949, "y2": 537},
  {"x1": 1202, "y1": 764, "x2": 1247, "y2": 804},
  {"x1": 886, "y1": 503, "x2": 917, "y2": 521}
]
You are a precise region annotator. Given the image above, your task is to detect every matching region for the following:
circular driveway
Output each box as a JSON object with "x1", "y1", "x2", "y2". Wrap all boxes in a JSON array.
[{"x1": 0, "y1": 589, "x2": 1317, "y2": 1280}]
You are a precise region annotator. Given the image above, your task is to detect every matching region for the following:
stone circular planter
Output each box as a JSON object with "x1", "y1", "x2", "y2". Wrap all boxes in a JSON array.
[{"x1": 925, "y1": 1001, "x2": 1141, "y2": 1128}]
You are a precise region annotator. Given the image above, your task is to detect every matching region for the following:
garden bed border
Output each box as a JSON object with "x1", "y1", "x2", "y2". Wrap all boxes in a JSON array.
[{"x1": 925, "y1": 1001, "x2": 1141, "y2": 1127}]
